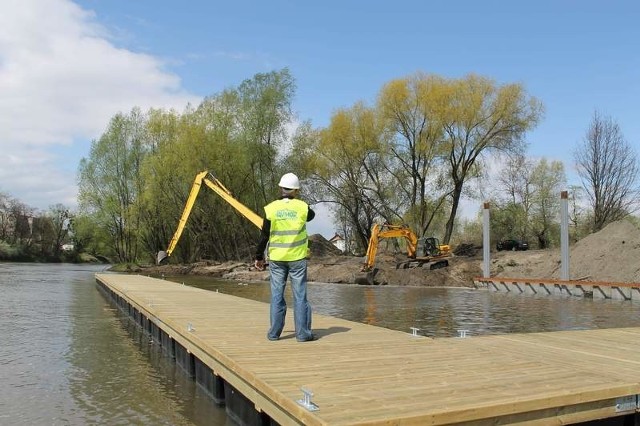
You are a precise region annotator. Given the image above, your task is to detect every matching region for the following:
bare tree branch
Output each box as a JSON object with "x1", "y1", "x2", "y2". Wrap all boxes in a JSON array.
[{"x1": 574, "y1": 112, "x2": 639, "y2": 232}]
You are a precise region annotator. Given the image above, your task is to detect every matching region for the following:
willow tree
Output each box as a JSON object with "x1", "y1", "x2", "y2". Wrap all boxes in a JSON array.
[
  {"x1": 238, "y1": 68, "x2": 296, "y2": 201},
  {"x1": 529, "y1": 159, "x2": 566, "y2": 248},
  {"x1": 138, "y1": 70, "x2": 297, "y2": 263},
  {"x1": 78, "y1": 108, "x2": 148, "y2": 263},
  {"x1": 377, "y1": 73, "x2": 450, "y2": 236},
  {"x1": 135, "y1": 108, "x2": 181, "y2": 257},
  {"x1": 288, "y1": 104, "x2": 389, "y2": 250},
  {"x1": 441, "y1": 75, "x2": 543, "y2": 243},
  {"x1": 139, "y1": 96, "x2": 250, "y2": 262}
]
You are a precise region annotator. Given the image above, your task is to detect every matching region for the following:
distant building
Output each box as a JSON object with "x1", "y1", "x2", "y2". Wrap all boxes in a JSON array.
[
  {"x1": 61, "y1": 243, "x2": 75, "y2": 252},
  {"x1": 328, "y1": 233, "x2": 346, "y2": 252}
]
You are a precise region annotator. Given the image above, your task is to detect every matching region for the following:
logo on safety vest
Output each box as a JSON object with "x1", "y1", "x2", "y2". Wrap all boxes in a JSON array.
[{"x1": 275, "y1": 209, "x2": 298, "y2": 219}]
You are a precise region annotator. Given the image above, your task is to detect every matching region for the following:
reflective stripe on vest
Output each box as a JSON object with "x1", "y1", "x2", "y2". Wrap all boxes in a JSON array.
[{"x1": 264, "y1": 198, "x2": 308, "y2": 261}]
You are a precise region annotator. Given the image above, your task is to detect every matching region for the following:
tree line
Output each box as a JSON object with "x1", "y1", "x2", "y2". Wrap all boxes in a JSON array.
[
  {"x1": 3, "y1": 69, "x2": 636, "y2": 264},
  {"x1": 0, "y1": 195, "x2": 74, "y2": 262}
]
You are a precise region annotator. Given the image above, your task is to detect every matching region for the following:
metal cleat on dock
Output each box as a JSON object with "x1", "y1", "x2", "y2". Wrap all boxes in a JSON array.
[
  {"x1": 297, "y1": 387, "x2": 319, "y2": 411},
  {"x1": 457, "y1": 329, "x2": 469, "y2": 338}
]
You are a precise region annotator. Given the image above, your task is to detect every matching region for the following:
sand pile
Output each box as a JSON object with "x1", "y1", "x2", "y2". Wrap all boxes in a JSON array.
[
  {"x1": 560, "y1": 220, "x2": 640, "y2": 282},
  {"x1": 494, "y1": 220, "x2": 640, "y2": 283}
]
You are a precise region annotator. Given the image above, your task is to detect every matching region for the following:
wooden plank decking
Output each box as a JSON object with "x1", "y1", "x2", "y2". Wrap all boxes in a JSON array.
[{"x1": 96, "y1": 273, "x2": 640, "y2": 425}]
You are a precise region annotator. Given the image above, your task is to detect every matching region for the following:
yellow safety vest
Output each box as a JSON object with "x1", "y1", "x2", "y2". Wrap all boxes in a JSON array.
[{"x1": 264, "y1": 198, "x2": 309, "y2": 261}]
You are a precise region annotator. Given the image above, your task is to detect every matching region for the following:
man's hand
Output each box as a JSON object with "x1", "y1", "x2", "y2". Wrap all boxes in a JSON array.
[{"x1": 254, "y1": 259, "x2": 266, "y2": 271}]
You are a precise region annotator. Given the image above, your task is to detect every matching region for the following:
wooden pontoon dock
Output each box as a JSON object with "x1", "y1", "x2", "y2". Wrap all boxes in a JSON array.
[{"x1": 96, "y1": 273, "x2": 640, "y2": 425}]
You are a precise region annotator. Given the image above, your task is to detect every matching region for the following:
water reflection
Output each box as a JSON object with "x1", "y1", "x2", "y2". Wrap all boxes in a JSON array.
[
  {"x1": 68, "y1": 283, "x2": 221, "y2": 425},
  {"x1": 169, "y1": 277, "x2": 640, "y2": 338}
]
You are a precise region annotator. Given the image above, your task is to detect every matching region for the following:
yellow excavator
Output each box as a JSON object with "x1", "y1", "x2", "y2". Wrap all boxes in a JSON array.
[
  {"x1": 361, "y1": 223, "x2": 451, "y2": 272},
  {"x1": 156, "y1": 171, "x2": 263, "y2": 265}
]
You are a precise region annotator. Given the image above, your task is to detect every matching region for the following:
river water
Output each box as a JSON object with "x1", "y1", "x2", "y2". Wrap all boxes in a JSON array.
[{"x1": 2, "y1": 263, "x2": 640, "y2": 425}]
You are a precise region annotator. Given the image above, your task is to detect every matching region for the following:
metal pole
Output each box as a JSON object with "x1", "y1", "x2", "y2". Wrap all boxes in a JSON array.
[
  {"x1": 560, "y1": 191, "x2": 570, "y2": 280},
  {"x1": 483, "y1": 202, "x2": 490, "y2": 278}
]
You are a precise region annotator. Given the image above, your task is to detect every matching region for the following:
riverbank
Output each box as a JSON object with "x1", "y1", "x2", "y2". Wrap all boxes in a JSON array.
[
  {"x1": 130, "y1": 219, "x2": 640, "y2": 287},
  {"x1": 128, "y1": 253, "x2": 483, "y2": 288}
]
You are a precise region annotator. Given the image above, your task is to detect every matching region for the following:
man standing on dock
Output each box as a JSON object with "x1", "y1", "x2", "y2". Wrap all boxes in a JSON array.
[{"x1": 254, "y1": 173, "x2": 315, "y2": 342}]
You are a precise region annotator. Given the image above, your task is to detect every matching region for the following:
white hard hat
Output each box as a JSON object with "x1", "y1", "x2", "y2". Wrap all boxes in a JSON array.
[{"x1": 278, "y1": 173, "x2": 300, "y2": 189}]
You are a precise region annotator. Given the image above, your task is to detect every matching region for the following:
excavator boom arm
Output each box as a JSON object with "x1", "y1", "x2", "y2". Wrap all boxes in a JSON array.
[
  {"x1": 158, "y1": 171, "x2": 263, "y2": 264},
  {"x1": 162, "y1": 171, "x2": 206, "y2": 259},
  {"x1": 202, "y1": 176, "x2": 263, "y2": 229}
]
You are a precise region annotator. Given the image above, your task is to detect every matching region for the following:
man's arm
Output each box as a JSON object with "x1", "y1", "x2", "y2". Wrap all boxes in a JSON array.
[{"x1": 255, "y1": 219, "x2": 270, "y2": 261}]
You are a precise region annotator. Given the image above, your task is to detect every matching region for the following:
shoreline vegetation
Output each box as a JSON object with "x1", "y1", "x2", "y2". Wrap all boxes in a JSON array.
[
  {"x1": 4, "y1": 220, "x2": 639, "y2": 289},
  {"x1": 0, "y1": 247, "x2": 108, "y2": 264}
]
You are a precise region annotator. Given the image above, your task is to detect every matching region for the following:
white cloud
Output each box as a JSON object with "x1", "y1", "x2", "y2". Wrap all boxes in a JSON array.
[{"x1": 0, "y1": 0, "x2": 200, "y2": 211}]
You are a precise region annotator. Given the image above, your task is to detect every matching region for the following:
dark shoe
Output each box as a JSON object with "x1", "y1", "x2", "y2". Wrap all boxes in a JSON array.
[{"x1": 296, "y1": 334, "x2": 315, "y2": 342}]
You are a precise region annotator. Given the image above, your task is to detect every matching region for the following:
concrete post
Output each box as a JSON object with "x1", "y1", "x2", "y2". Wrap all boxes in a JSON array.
[
  {"x1": 560, "y1": 191, "x2": 570, "y2": 280},
  {"x1": 483, "y1": 202, "x2": 490, "y2": 278}
]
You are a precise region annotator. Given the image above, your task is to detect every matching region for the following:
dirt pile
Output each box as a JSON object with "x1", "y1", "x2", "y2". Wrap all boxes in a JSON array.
[
  {"x1": 493, "y1": 219, "x2": 640, "y2": 283},
  {"x1": 308, "y1": 234, "x2": 343, "y2": 257},
  {"x1": 371, "y1": 256, "x2": 482, "y2": 287},
  {"x1": 567, "y1": 220, "x2": 640, "y2": 282}
]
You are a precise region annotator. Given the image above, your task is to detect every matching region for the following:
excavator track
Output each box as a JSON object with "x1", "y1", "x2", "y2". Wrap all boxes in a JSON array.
[{"x1": 396, "y1": 259, "x2": 449, "y2": 270}]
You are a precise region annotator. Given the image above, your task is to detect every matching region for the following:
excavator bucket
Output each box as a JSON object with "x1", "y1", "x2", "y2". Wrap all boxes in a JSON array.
[
  {"x1": 156, "y1": 250, "x2": 168, "y2": 265},
  {"x1": 354, "y1": 268, "x2": 378, "y2": 285}
]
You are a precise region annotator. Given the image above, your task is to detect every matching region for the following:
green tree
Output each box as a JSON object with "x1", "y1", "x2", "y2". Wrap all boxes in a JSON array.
[
  {"x1": 377, "y1": 74, "x2": 450, "y2": 236},
  {"x1": 494, "y1": 152, "x2": 534, "y2": 240},
  {"x1": 440, "y1": 75, "x2": 543, "y2": 244},
  {"x1": 138, "y1": 70, "x2": 296, "y2": 263},
  {"x1": 70, "y1": 213, "x2": 114, "y2": 259},
  {"x1": 291, "y1": 73, "x2": 542, "y2": 248},
  {"x1": 78, "y1": 108, "x2": 148, "y2": 263},
  {"x1": 491, "y1": 155, "x2": 566, "y2": 248},
  {"x1": 238, "y1": 68, "x2": 296, "y2": 201},
  {"x1": 529, "y1": 159, "x2": 566, "y2": 248},
  {"x1": 288, "y1": 105, "x2": 391, "y2": 250},
  {"x1": 137, "y1": 108, "x2": 183, "y2": 259},
  {"x1": 46, "y1": 204, "x2": 71, "y2": 259}
]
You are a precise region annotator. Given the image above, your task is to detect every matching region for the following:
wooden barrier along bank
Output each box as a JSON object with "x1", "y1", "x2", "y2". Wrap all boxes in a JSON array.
[
  {"x1": 96, "y1": 273, "x2": 640, "y2": 425},
  {"x1": 474, "y1": 276, "x2": 640, "y2": 300}
]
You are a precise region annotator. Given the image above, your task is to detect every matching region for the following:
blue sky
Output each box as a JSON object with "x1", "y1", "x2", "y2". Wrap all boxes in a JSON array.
[
  {"x1": 1, "y1": 0, "x2": 638, "y2": 236},
  {"x1": 75, "y1": 0, "x2": 639, "y2": 148}
]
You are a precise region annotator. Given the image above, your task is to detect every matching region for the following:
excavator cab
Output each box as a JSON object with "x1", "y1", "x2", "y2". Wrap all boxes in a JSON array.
[{"x1": 419, "y1": 237, "x2": 450, "y2": 257}]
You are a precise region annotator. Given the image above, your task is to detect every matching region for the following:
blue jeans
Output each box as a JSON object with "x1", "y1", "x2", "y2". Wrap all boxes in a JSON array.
[{"x1": 267, "y1": 259, "x2": 313, "y2": 341}]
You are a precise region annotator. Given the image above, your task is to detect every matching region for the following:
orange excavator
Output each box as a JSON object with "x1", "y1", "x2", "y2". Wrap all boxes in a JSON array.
[{"x1": 359, "y1": 223, "x2": 451, "y2": 283}]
